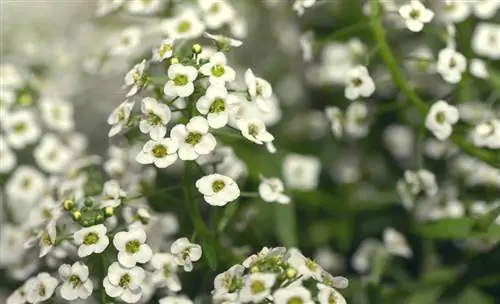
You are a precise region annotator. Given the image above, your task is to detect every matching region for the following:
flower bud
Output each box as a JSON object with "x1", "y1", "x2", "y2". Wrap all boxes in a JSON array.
[
  {"x1": 104, "y1": 206, "x2": 114, "y2": 217},
  {"x1": 192, "y1": 44, "x2": 202, "y2": 54},
  {"x1": 170, "y1": 57, "x2": 179, "y2": 64},
  {"x1": 72, "y1": 211, "x2": 81, "y2": 221},
  {"x1": 250, "y1": 266, "x2": 259, "y2": 273},
  {"x1": 286, "y1": 267, "x2": 297, "y2": 278},
  {"x1": 63, "y1": 199, "x2": 75, "y2": 211}
]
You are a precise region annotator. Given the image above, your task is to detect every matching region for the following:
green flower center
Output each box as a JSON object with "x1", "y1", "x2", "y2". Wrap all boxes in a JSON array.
[
  {"x1": 41, "y1": 208, "x2": 52, "y2": 219},
  {"x1": 436, "y1": 111, "x2": 446, "y2": 124},
  {"x1": 159, "y1": 44, "x2": 172, "y2": 57},
  {"x1": 21, "y1": 177, "x2": 31, "y2": 189},
  {"x1": 248, "y1": 124, "x2": 259, "y2": 137},
  {"x1": 185, "y1": 132, "x2": 202, "y2": 145},
  {"x1": 210, "y1": 3, "x2": 220, "y2": 13},
  {"x1": 329, "y1": 295, "x2": 338, "y2": 304},
  {"x1": 209, "y1": 98, "x2": 226, "y2": 113},
  {"x1": 19, "y1": 93, "x2": 33, "y2": 106},
  {"x1": 52, "y1": 107, "x2": 61, "y2": 120},
  {"x1": 212, "y1": 180, "x2": 225, "y2": 193},
  {"x1": 173, "y1": 74, "x2": 188, "y2": 86},
  {"x1": 125, "y1": 239, "x2": 141, "y2": 254},
  {"x1": 37, "y1": 283, "x2": 46, "y2": 297},
  {"x1": 83, "y1": 232, "x2": 99, "y2": 245},
  {"x1": 152, "y1": 144, "x2": 167, "y2": 158},
  {"x1": 409, "y1": 9, "x2": 420, "y2": 19},
  {"x1": 351, "y1": 77, "x2": 363, "y2": 87},
  {"x1": 287, "y1": 297, "x2": 304, "y2": 304},
  {"x1": 163, "y1": 265, "x2": 171, "y2": 278},
  {"x1": 69, "y1": 275, "x2": 82, "y2": 288},
  {"x1": 305, "y1": 258, "x2": 317, "y2": 271},
  {"x1": 177, "y1": 20, "x2": 192, "y2": 33},
  {"x1": 14, "y1": 122, "x2": 26, "y2": 133},
  {"x1": 42, "y1": 234, "x2": 53, "y2": 246},
  {"x1": 250, "y1": 280, "x2": 265, "y2": 294},
  {"x1": 147, "y1": 112, "x2": 162, "y2": 126},
  {"x1": 117, "y1": 108, "x2": 126, "y2": 122},
  {"x1": 119, "y1": 273, "x2": 131, "y2": 288},
  {"x1": 132, "y1": 72, "x2": 141, "y2": 83},
  {"x1": 211, "y1": 64, "x2": 225, "y2": 77},
  {"x1": 449, "y1": 58, "x2": 457, "y2": 68}
]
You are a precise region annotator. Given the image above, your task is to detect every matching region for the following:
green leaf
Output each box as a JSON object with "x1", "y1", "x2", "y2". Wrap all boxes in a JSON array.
[
  {"x1": 405, "y1": 287, "x2": 443, "y2": 304},
  {"x1": 414, "y1": 218, "x2": 500, "y2": 239},
  {"x1": 201, "y1": 235, "x2": 218, "y2": 271},
  {"x1": 457, "y1": 287, "x2": 494, "y2": 304},
  {"x1": 275, "y1": 203, "x2": 298, "y2": 247}
]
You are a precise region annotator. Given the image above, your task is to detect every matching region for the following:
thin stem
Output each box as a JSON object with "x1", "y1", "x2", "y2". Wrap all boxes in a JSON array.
[
  {"x1": 100, "y1": 254, "x2": 108, "y2": 304},
  {"x1": 183, "y1": 162, "x2": 207, "y2": 235},
  {"x1": 239, "y1": 192, "x2": 259, "y2": 198}
]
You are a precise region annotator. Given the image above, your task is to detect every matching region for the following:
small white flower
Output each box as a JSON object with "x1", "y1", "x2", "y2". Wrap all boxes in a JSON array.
[
  {"x1": 237, "y1": 118, "x2": 274, "y2": 145},
  {"x1": 196, "y1": 84, "x2": 239, "y2": 129},
  {"x1": 150, "y1": 253, "x2": 182, "y2": 292},
  {"x1": 2, "y1": 109, "x2": 41, "y2": 149},
  {"x1": 425, "y1": 100, "x2": 459, "y2": 140},
  {"x1": 383, "y1": 227, "x2": 413, "y2": 258},
  {"x1": 164, "y1": 63, "x2": 198, "y2": 98},
  {"x1": 469, "y1": 58, "x2": 489, "y2": 79},
  {"x1": 6, "y1": 284, "x2": 27, "y2": 304},
  {"x1": 245, "y1": 69, "x2": 273, "y2": 112},
  {"x1": 435, "y1": 0, "x2": 471, "y2": 23},
  {"x1": 170, "y1": 116, "x2": 216, "y2": 161},
  {"x1": 293, "y1": 0, "x2": 316, "y2": 16},
  {"x1": 258, "y1": 175, "x2": 291, "y2": 204},
  {"x1": 0, "y1": 224, "x2": 26, "y2": 266},
  {"x1": 107, "y1": 100, "x2": 135, "y2": 137},
  {"x1": 6, "y1": 166, "x2": 47, "y2": 222},
  {"x1": 325, "y1": 107, "x2": 344, "y2": 138},
  {"x1": 73, "y1": 224, "x2": 109, "y2": 257},
  {"x1": 472, "y1": 0, "x2": 500, "y2": 19},
  {"x1": 199, "y1": 52, "x2": 236, "y2": 85},
  {"x1": 34, "y1": 134, "x2": 72, "y2": 174},
  {"x1": 0, "y1": 136, "x2": 16, "y2": 173},
  {"x1": 283, "y1": 154, "x2": 321, "y2": 191},
  {"x1": 152, "y1": 38, "x2": 175, "y2": 62},
  {"x1": 159, "y1": 296, "x2": 194, "y2": 304},
  {"x1": 351, "y1": 238, "x2": 384, "y2": 273},
  {"x1": 127, "y1": 0, "x2": 161, "y2": 14},
  {"x1": 472, "y1": 23, "x2": 500, "y2": 60},
  {"x1": 204, "y1": 32, "x2": 243, "y2": 48},
  {"x1": 109, "y1": 26, "x2": 142, "y2": 56},
  {"x1": 214, "y1": 264, "x2": 245, "y2": 294},
  {"x1": 344, "y1": 65, "x2": 375, "y2": 100},
  {"x1": 199, "y1": 0, "x2": 235, "y2": 29},
  {"x1": 96, "y1": 0, "x2": 124, "y2": 16},
  {"x1": 124, "y1": 60, "x2": 147, "y2": 97},
  {"x1": 139, "y1": 97, "x2": 172, "y2": 140},
  {"x1": 239, "y1": 273, "x2": 276, "y2": 303},
  {"x1": 383, "y1": 125, "x2": 414, "y2": 159},
  {"x1": 162, "y1": 9, "x2": 205, "y2": 40},
  {"x1": 0, "y1": 63, "x2": 24, "y2": 89},
  {"x1": 26, "y1": 196, "x2": 62, "y2": 229},
  {"x1": 436, "y1": 48, "x2": 467, "y2": 84},
  {"x1": 136, "y1": 136, "x2": 179, "y2": 168},
  {"x1": 345, "y1": 101, "x2": 370, "y2": 138},
  {"x1": 170, "y1": 237, "x2": 202, "y2": 272},
  {"x1": 113, "y1": 227, "x2": 153, "y2": 268},
  {"x1": 472, "y1": 119, "x2": 500, "y2": 149},
  {"x1": 404, "y1": 169, "x2": 439, "y2": 197},
  {"x1": 39, "y1": 97, "x2": 75, "y2": 133},
  {"x1": 103, "y1": 262, "x2": 145, "y2": 304},
  {"x1": 24, "y1": 221, "x2": 57, "y2": 258},
  {"x1": 288, "y1": 248, "x2": 323, "y2": 280},
  {"x1": 101, "y1": 180, "x2": 126, "y2": 208},
  {"x1": 317, "y1": 284, "x2": 347, "y2": 304},
  {"x1": 196, "y1": 173, "x2": 240, "y2": 206},
  {"x1": 273, "y1": 285, "x2": 314, "y2": 304},
  {"x1": 25, "y1": 272, "x2": 58, "y2": 304},
  {"x1": 398, "y1": 0, "x2": 434, "y2": 32},
  {"x1": 58, "y1": 262, "x2": 93, "y2": 301}
]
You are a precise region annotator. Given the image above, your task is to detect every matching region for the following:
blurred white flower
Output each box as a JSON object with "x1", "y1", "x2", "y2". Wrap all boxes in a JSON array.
[
  {"x1": 293, "y1": 0, "x2": 316, "y2": 16},
  {"x1": 150, "y1": 253, "x2": 182, "y2": 292},
  {"x1": 436, "y1": 48, "x2": 467, "y2": 84},
  {"x1": 170, "y1": 237, "x2": 202, "y2": 272},
  {"x1": 245, "y1": 69, "x2": 273, "y2": 113},
  {"x1": 471, "y1": 0, "x2": 500, "y2": 19},
  {"x1": 34, "y1": 134, "x2": 72, "y2": 174},
  {"x1": 2, "y1": 109, "x2": 41, "y2": 149},
  {"x1": 425, "y1": 100, "x2": 459, "y2": 140},
  {"x1": 383, "y1": 227, "x2": 413, "y2": 258},
  {"x1": 258, "y1": 175, "x2": 291, "y2": 204},
  {"x1": 344, "y1": 65, "x2": 375, "y2": 100},
  {"x1": 283, "y1": 154, "x2": 321, "y2": 191},
  {"x1": 399, "y1": 0, "x2": 434, "y2": 32},
  {"x1": 198, "y1": 0, "x2": 235, "y2": 29},
  {"x1": 472, "y1": 119, "x2": 500, "y2": 149},
  {"x1": 162, "y1": 9, "x2": 205, "y2": 40},
  {"x1": 0, "y1": 136, "x2": 16, "y2": 173},
  {"x1": 472, "y1": 23, "x2": 500, "y2": 60},
  {"x1": 469, "y1": 58, "x2": 489, "y2": 79}
]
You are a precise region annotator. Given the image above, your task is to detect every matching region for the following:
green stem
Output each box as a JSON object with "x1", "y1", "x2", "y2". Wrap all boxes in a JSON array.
[
  {"x1": 100, "y1": 254, "x2": 108, "y2": 304},
  {"x1": 183, "y1": 162, "x2": 207, "y2": 235},
  {"x1": 369, "y1": 0, "x2": 499, "y2": 169},
  {"x1": 239, "y1": 192, "x2": 259, "y2": 198}
]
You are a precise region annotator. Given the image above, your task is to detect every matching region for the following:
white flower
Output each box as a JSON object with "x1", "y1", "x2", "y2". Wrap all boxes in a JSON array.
[
  {"x1": 214, "y1": 264, "x2": 245, "y2": 294},
  {"x1": 0, "y1": 63, "x2": 24, "y2": 89},
  {"x1": 436, "y1": 48, "x2": 467, "y2": 84},
  {"x1": 344, "y1": 65, "x2": 375, "y2": 100},
  {"x1": 170, "y1": 237, "x2": 202, "y2": 272},
  {"x1": 2, "y1": 109, "x2": 41, "y2": 149},
  {"x1": 162, "y1": 9, "x2": 205, "y2": 39},
  {"x1": 273, "y1": 285, "x2": 314, "y2": 304},
  {"x1": 245, "y1": 69, "x2": 273, "y2": 112},
  {"x1": 472, "y1": 119, "x2": 500, "y2": 149},
  {"x1": 73, "y1": 224, "x2": 109, "y2": 257},
  {"x1": 383, "y1": 227, "x2": 413, "y2": 258},
  {"x1": 107, "y1": 100, "x2": 135, "y2": 137},
  {"x1": 293, "y1": 0, "x2": 316, "y2": 16},
  {"x1": 345, "y1": 101, "x2": 370, "y2": 138},
  {"x1": 39, "y1": 97, "x2": 75, "y2": 133},
  {"x1": 124, "y1": 60, "x2": 147, "y2": 97},
  {"x1": 6, "y1": 284, "x2": 27, "y2": 304},
  {"x1": 0, "y1": 136, "x2": 16, "y2": 173},
  {"x1": 196, "y1": 173, "x2": 240, "y2": 206},
  {"x1": 58, "y1": 262, "x2": 93, "y2": 301},
  {"x1": 170, "y1": 116, "x2": 216, "y2": 161},
  {"x1": 325, "y1": 107, "x2": 344, "y2": 138},
  {"x1": 136, "y1": 136, "x2": 179, "y2": 168},
  {"x1": 258, "y1": 176, "x2": 291, "y2": 204},
  {"x1": 150, "y1": 253, "x2": 182, "y2": 292},
  {"x1": 383, "y1": 125, "x2": 414, "y2": 159},
  {"x1": 314, "y1": 248, "x2": 345, "y2": 273},
  {"x1": 283, "y1": 154, "x2": 321, "y2": 191},
  {"x1": 237, "y1": 118, "x2": 274, "y2": 145},
  {"x1": 199, "y1": 52, "x2": 236, "y2": 85},
  {"x1": 34, "y1": 134, "x2": 72, "y2": 174},
  {"x1": 0, "y1": 224, "x2": 26, "y2": 266},
  {"x1": 139, "y1": 97, "x2": 171, "y2": 140},
  {"x1": 204, "y1": 32, "x2": 243, "y2": 48},
  {"x1": 164, "y1": 64, "x2": 198, "y2": 98},
  {"x1": 196, "y1": 84, "x2": 239, "y2": 129},
  {"x1": 398, "y1": 0, "x2": 434, "y2": 32},
  {"x1": 0, "y1": 88, "x2": 15, "y2": 116},
  {"x1": 404, "y1": 169, "x2": 439, "y2": 197},
  {"x1": 26, "y1": 196, "x2": 62, "y2": 229},
  {"x1": 469, "y1": 58, "x2": 489, "y2": 79},
  {"x1": 351, "y1": 238, "x2": 384, "y2": 273},
  {"x1": 103, "y1": 262, "x2": 145, "y2": 304},
  {"x1": 127, "y1": 0, "x2": 161, "y2": 14},
  {"x1": 110, "y1": 27, "x2": 142, "y2": 56},
  {"x1": 472, "y1": 0, "x2": 500, "y2": 19},
  {"x1": 239, "y1": 273, "x2": 276, "y2": 303},
  {"x1": 472, "y1": 23, "x2": 500, "y2": 60},
  {"x1": 101, "y1": 180, "x2": 126, "y2": 208},
  {"x1": 199, "y1": 0, "x2": 235, "y2": 29},
  {"x1": 152, "y1": 38, "x2": 175, "y2": 62},
  {"x1": 96, "y1": 0, "x2": 124, "y2": 16},
  {"x1": 25, "y1": 272, "x2": 58, "y2": 304},
  {"x1": 113, "y1": 227, "x2": 153, "y2": 268},
  {"x1": 435, "y1": 0, "x2": 471, "y2": 23},
  {"x1": 24, "y1": 221, "x2": 57, "y2": 257},
  {"x1": 6, "y1": 166, "x2": 46, "y2": 222},
  {"x1": 425, "y1": 100, "x2": 459, "y2": 140},
  {"x1": 159, "y1": 296, "x2": 194, "y2": 304},
  {"x1": 317, "y1": 285, "x2": 347, "y2": 304}
]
